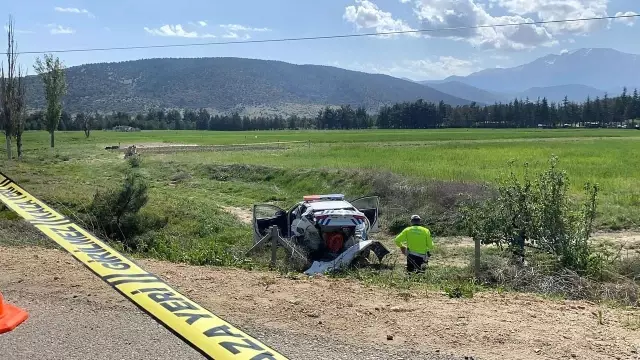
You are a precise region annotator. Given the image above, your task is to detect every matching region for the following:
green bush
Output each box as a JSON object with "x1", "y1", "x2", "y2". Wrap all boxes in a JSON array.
[
  {"x1": 88, "y1": 170, "x2": 166, "y2": 250},
  {"x1": 462, "y1": 156, "x2": 599, "y2": 274},
  {"x1": 127, "y1": 154, "x2": 142, "y2": 168}
]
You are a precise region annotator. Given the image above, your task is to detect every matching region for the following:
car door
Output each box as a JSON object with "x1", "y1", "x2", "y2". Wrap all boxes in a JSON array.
[
  {"x1": 350, "y1": 196, "x2": 380, "y2": 233},
  {"x1": 252, "y1": 204, "x2": 289, "y2": 244}
]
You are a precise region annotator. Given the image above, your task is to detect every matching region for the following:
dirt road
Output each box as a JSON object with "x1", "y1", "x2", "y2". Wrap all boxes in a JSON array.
[{"x1": 1, "y1": 246, "x2": 639, "y2": 360}]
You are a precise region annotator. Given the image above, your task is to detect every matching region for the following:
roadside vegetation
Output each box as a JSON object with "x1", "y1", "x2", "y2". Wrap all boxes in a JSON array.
[
  {"x1": 334, "y1": 156, "x2": 639, "y2": 307},
  {"x1": 0, "y1": 129, "x2": 639, "y2": 308},
  {"x1": 0, "y1": 16, "x2": 638, "y2": 311}
]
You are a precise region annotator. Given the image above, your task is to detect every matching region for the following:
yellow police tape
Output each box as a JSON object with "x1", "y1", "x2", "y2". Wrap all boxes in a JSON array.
[{"x1": 0, "y1": 173, "x2": 289, "y2": 360}]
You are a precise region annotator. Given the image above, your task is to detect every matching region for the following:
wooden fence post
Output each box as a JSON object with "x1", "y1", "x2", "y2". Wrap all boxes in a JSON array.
[
  {"x1": 270, "y1": 226, "x2": 279, "y2": 268},
  {"x1": 474, "y1": 237, "x2": 481, "y2": 280}
]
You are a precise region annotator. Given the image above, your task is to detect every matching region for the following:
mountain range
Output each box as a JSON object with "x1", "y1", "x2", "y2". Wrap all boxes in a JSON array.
[
  {"x1": 22, "y1": 47, "x2": 640, "y2": 116},
  {"x1": 421, "y1": 48, "x2": 639, "y2": 104},
  {"x1": 23, "y1": 57, "x2": 470, "y2": 117}
]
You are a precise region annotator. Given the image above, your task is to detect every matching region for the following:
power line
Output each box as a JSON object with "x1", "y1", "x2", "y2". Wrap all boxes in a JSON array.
[{"x1": 10, "y1": 13, "x2": 640, "y2": 55}]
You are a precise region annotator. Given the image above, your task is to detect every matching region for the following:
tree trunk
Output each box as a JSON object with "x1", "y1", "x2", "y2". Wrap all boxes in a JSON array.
[
  {"x1": 5, "y1": 135, "x2": 12, "y2": 160},
  {"x1": 16, "y1": 132, "x2": 22, "y2": 159},
  {"x1": 50, "y1": 130, "x2": 55, "y2": 148}
]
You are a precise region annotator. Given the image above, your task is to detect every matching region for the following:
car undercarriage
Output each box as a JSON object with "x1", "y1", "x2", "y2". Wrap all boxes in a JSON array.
[{"x1": 251, "y1": 194, "x2": 390, "y2": 275}]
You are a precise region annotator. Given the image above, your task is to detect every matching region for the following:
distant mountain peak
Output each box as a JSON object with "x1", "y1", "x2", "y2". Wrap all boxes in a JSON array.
[{"x1": 434, "y1": 47, "x2": 639, "y2": 94}]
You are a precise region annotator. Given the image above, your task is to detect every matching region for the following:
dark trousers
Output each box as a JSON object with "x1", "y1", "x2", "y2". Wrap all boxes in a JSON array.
[{"x1": 407, "y1": 253, "x2": 426, "y2": 273}]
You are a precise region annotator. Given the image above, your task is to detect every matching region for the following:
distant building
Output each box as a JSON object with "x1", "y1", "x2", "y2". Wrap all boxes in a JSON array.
[{"x1": 113, "y1": 125, "x2": 141, "y2": 132}]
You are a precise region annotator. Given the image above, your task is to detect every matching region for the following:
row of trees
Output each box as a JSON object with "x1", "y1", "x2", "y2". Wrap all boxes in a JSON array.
[
  {"x1": 3, "y1": 14, "x2": 640, "y2": 158},
  {"x1": 25, "y1": 87, "x2": 640, "y2": 133},
  {"x1": 0, "y1": 16, "x2": 67, "y2": 160}
]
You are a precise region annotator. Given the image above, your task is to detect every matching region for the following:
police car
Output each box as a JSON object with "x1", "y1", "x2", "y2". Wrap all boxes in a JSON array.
[{"x1": 252, "y1": 194, "x2": 389, "y2": 275}]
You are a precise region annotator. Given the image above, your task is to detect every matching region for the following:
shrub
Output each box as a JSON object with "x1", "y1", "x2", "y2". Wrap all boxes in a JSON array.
[
  {"x1": 462, "y1": 156, "x2": 599, "y2": 274},
  {"x1": 127, "y1": 154, "x2": 142, "y2": 168},
  {"x1": 88, "y1": 170, "x2": 166, "y2": 250}
]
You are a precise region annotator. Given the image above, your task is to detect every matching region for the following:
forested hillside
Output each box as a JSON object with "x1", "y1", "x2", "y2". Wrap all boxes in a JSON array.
[
  {"x1": 22, "y1": 57, "x2": 471, "y2": 115},
  {"x1": 24, "y1": 87, "x2": 640, "y2": 132}
]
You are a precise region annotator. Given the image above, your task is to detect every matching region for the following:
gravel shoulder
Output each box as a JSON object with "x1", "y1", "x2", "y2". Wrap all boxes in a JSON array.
[{"x1": 1, "y1": 245, "x2": 639, "y2": 360}]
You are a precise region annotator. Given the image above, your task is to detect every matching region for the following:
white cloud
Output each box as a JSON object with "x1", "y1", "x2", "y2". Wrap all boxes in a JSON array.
[
  {"x1": 404, "y1": 57, "x2": 480, "y2": 78},
  {"x1": 54, "y1": 7, "x2": 94, "y2": 18},
  {"x1": 48, "y1": 24, "x2": 75, "y2": 35},
  {"x1": 614, "y1": 11, "x2": 637, "y2": 26},
  {"x1": 145, "y1": 23, "x2": 263, "y2": 39},
  {"x1": 333, "y1": 56, "x2": 480, "y2": 80},
  {"x1": 217, "y1": 24, "x2": 269, "y2": 39},
  {"x1": 413, "y1": 0, "x2": 556, "y2": 50},
  {"x1": 189, "y1": 20, "x2": 210, "y2": 28},
  {"x1": 219, "y1": 24, "x2": 271, "y2": 32},
  {"x1": 493, "y1": 0, "x2": 610, "y2": 34},
  {"x1": 560, "y1": 48, "x2": 569, "y2": 54},
  {"x1": 144, "y1": 24, "x2": 199, "y2": 38},
  {"x1": 344, "y1": 0, "x2": 420, "y2": 37},
  {"x1": 221, "y1": 32, "x2": 251, "y2": 40}
]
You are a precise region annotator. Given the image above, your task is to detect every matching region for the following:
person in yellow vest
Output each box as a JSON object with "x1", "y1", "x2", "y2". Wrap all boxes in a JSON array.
[{"x1": 394, "y1": 215, "x2": 433, "y2": 273}]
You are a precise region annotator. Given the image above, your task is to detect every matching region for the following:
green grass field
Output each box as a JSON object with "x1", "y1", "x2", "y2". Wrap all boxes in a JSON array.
[
  {"x1": 1, "y1": 128, "x2": 639, "y2": 303},
  {"x1": 1, "y1": 129, "x2": 640, "y2": 263},
  {"x1": 10, "y1": 128, "x2": 640, "y2": 148}
]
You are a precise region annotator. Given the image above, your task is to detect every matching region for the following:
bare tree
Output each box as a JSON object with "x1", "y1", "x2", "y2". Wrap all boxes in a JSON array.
[
  {"x1": 76, "y1": 112, "x2": 92, "y2": 138},
  {"x1": 14, "y1": 69, "x2": 25, "y2": 159},
  {"x1": 34, "y1": 53, "x2": 66, "y2": 148},
  {"x1": 0, "y1": 16, "x2": 26, "y2": 160}
]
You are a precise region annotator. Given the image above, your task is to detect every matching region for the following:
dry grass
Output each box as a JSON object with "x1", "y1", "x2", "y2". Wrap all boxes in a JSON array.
[{"x1": 477, "y1": 253, "x2": 640, "y2": 306}]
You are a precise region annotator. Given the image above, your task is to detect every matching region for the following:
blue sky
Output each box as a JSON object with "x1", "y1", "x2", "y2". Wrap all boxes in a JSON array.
[{"x1": 2, "y1": 0, "x2": 639, "y2": 81}]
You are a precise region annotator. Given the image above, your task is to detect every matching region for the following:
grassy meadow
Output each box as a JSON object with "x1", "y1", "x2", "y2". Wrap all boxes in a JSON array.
[
  {"x1": 1, "y1": 128, "x2": 639, "y2": 302},
  {"x1": 2, "y1": 128, "x2": 640, "y2": 237}
]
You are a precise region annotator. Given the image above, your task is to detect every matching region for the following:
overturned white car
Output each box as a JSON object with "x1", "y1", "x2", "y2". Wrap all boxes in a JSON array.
[{"x1": 252, "y1": 194, "x2": 390, "y2": 275}]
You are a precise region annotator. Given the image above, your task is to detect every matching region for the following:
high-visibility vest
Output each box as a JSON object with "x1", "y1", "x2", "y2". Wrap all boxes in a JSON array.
[{"x1": 394, "y1": 225, "x2": 433, "y2": 255}]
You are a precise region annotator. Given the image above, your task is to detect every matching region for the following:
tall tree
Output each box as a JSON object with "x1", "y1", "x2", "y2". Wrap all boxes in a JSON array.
[
  {"x1": 0, "y1": 16, "x2": 26, "y2": 160},
  {"x1": 14, "y1": 75, "x2": 25, "y2": 159},
  {"x1": 34, "y1": 53, "x2": 67, "y2": 148}
]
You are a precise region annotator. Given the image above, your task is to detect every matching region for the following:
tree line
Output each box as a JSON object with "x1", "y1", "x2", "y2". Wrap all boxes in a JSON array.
[
  {"x1": 3, "y1": 14, "x2": 640, "y2": 163},
  {"x1": 22, "y1": 87, "x2": 640, "y2": 133}
]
